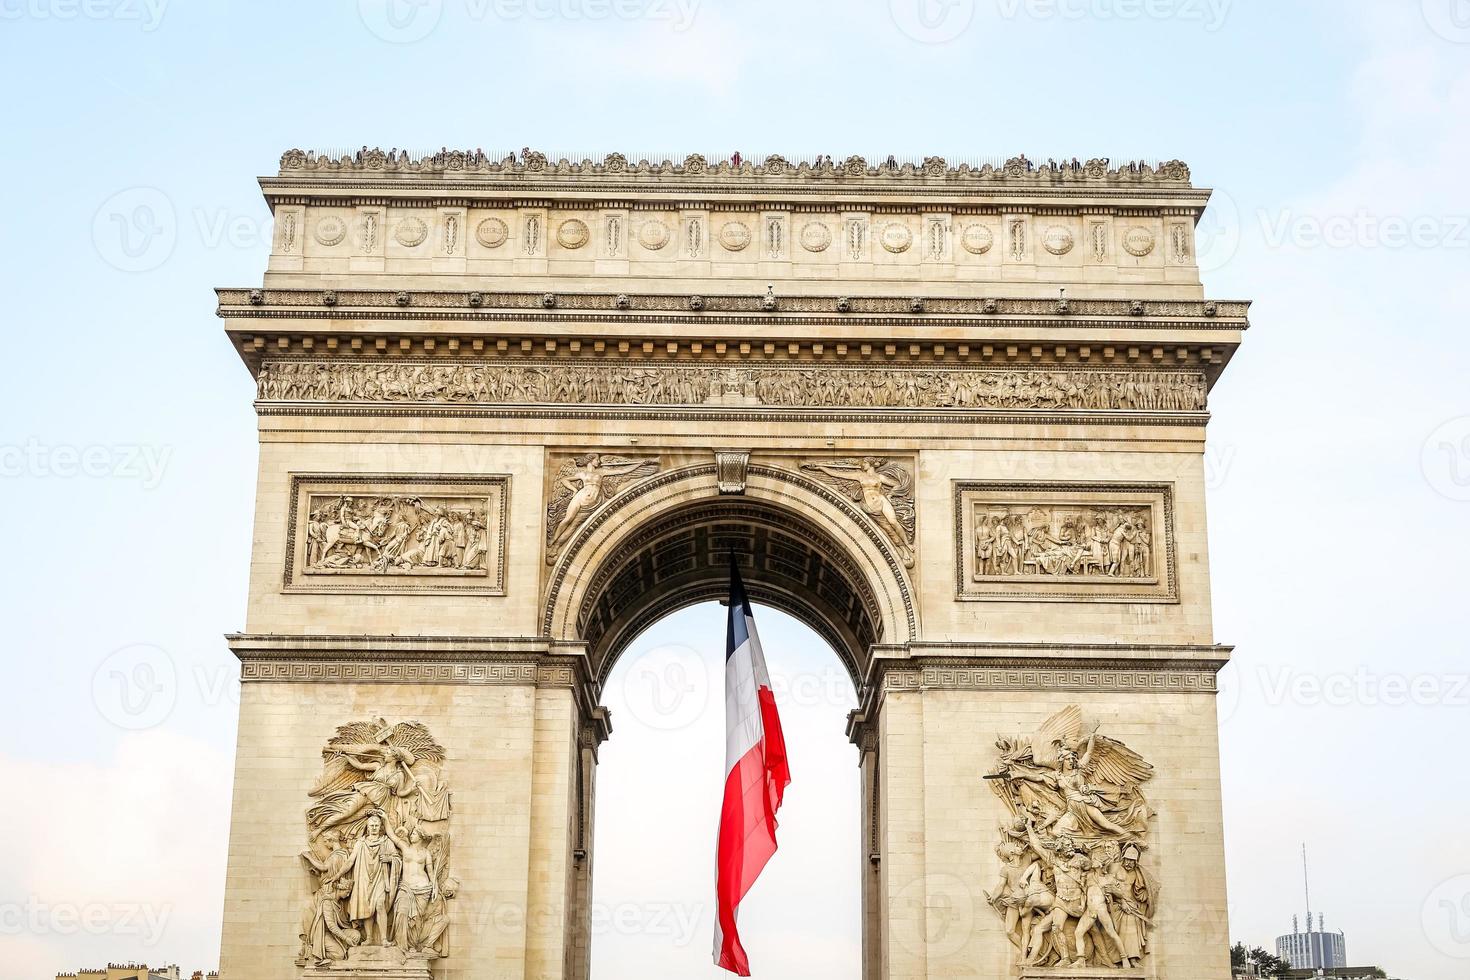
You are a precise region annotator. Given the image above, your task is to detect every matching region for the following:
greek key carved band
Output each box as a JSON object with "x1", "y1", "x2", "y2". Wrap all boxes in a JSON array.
[{"x1": 239, "y1": 659, "x2": 577, "y2": 686}]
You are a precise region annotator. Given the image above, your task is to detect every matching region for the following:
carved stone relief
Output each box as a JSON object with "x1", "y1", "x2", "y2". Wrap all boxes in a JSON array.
[
  {"x1": 474, "y1": 217, "x2": 508, "y2": 249},
  {"x1": 1009, "y1": 219, "x2": 1028, "y2": 260},
  {"x1": 258, "y1": 360, "x2": 1208, "y2": 414},
  {"x1": 800, "y1": 457, "x2": 915, "y2": 567},
  {"x1": 1043, "y1": 226, "x2": 1075, "y2": 256},
  {"x1": 298, "y1": 718, "x2": 456, "y2": 972},
  {"x1": 284, "y1": 476, "x2": 508, "y2": 595},
  {"x1": 954, "y1": 483, "x2": 1176, "y2": 602},
  {"x1": 715, "y1": 450, "x2": 751, "y2": 494},
  {"x1": 545, "y1": 453, "x2": 661, "y2": 564},
  {"x1": 986, "y1": 706, "x2": 1157, "y2": 975},
  {"x1": 880, "y1": 222, "x2": 912, "y2": 254},
  {"x1": 846, "y1": 218, "x2": 866, "y2": 260},
  {"x1": 1089, "y1": 221, "x2": 1108, "y2": 262},
  {"x1": 926, "y1": 218, "x2": 947, "y2": 260},
  {"x1": 358, "y1": 214, "x2": 380, "y2": 254},
  {"x1": 441, "y1": 214, "x2": 459, "y2": 255},
  {"x1": 604, "y1": 214, "x2": 623, "y2": 255},
  {"x1": 315, "y1": 216, "x2": 347, "y2": 248},
  {"x1": 800, "y1": 222, "x2": 832, "y2": 253},
  {"x1": 1122, "y1": 226, "x2": 1155, "y2": 258},
  {"x1": 765, "y1": 215, "x2": 785, "y2": 259},
  {"x1": 280, "y1": 212, "x2": 299, "y2": 253},
  {"x1": 719, "y1": 221, "x2": 751, "y2": 251},
  {"x1": 524, "y1": 215, "x2": 541, "y2": 255},
  {"x1": 962, "y1": 223, "x2": 995, "y2": 255},
  {"x1": 638, "y1": 220, "x2": 670, "y2": 250},
  {"x1": 394, "y1": 217, "x2": 428, "y2": 248},
  {"x1": 1169, "y1": 223, "x2": 1191, "y2": 263},
  {"x1": 556, "y1": 218, "x2": 589, "y2": 250}
]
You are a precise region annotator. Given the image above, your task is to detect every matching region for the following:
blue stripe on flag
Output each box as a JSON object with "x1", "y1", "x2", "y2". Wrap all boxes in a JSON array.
[{"x1": 726, "y1": 554, "x2": 752, "y2": 660}]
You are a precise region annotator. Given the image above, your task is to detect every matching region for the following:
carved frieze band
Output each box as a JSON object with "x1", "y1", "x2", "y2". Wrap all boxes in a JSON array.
[
  {"x1": 284, "y1": 474, "x2": 509, "y2": 595},
  {"x1": 954, "y1": 482, "x2": 1178, "y2": 603},
  {"x1": 257, "y1": 360, "x2": 1207, "y2": 413}
]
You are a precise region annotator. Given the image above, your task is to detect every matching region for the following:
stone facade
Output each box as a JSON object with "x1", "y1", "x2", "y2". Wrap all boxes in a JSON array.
[{"x1": 217, "y1": 150, "x2": 1244, "y2": 979}]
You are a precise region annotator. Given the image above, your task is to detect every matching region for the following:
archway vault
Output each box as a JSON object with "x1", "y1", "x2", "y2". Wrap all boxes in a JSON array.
[{"x1": 543, "y1": 462, "x2": 919, "y2": 692}]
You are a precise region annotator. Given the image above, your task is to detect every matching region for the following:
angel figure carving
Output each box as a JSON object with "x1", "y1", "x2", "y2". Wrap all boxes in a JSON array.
[
  {"x1": 800, "y1": 458, "x2": 916, "y2": 567},
  {"x1": 307, "y1": 719, "x2": 447, "y2": 841},
  {"x1": 545, "y1": 454, "x2": 659, "y2": 562},
  {"x1": 984, "y1": 705, "x2": 1159, "y2": 972}
]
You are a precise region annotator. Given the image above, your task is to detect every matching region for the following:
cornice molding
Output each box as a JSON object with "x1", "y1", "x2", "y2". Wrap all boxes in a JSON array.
[
  {"x1": 846, "y1": 641, "x2": 1231, "y2": 739},
  {"x1": 217, "y1": 287, "x2": 1250, "y2": 324}
]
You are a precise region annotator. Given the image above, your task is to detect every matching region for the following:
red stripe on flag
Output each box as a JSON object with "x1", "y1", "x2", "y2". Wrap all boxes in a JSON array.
[{"x1": 714, "y1": 685, "x2": 791, "y2": 975}]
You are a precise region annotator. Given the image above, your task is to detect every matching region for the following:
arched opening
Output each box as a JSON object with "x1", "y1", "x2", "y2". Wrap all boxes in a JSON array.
[
  {"x1": 590, "y1": 603, "x2": 861, "y2": 978},
  {"x1": 543, "y1": 462, "x2": 919, "y2": 687},
  {"x1": 546, "y1": 467, "x2": 914, "y2": 978}
]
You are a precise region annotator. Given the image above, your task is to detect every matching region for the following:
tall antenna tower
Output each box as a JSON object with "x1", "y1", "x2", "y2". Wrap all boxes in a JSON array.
[{"x1": 1302, "y1": 842, "x2": 1313, "y2": 934}]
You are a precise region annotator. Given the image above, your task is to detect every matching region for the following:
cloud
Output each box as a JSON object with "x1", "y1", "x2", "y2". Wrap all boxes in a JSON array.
[{"x1": 0, "y1": 732, "x2": 231, "y2": 978}]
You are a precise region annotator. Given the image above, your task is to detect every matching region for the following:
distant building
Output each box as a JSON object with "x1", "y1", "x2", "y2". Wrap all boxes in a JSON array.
[
  {"x1": 1278, "y1": 844, "x2": 1348, "y2": 970},
  {"x1": 54, "y1": 966, "x2": 219, "y2": 980},
  {"x1": 1278, "y1": 913, "x2": 1348, "y2": 969}
]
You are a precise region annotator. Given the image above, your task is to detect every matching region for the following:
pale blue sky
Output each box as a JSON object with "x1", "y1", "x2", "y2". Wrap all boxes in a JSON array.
[{"x1": 2, "y1": 1, "x2": 1468, "y2": 977}]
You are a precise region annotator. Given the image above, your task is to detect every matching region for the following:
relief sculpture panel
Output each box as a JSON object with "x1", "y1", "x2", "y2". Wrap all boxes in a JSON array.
[
  {"x1": 298, "y1": 718, "x2": 456, "y2": 976},
  {"x1": 285, "y1": 475, "x2": 509, "y2": 595},
  {"x1": 954, "y1": 483, "x2": 1175, "y2": 602},
  {"x1": 985, "y1": 706, "x2": 1158, "y2": 976}
]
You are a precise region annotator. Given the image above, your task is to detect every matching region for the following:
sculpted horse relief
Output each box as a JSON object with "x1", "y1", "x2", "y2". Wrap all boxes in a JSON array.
[{"x1": 304, "y1": 493, "x2": 492, "y2": 576}]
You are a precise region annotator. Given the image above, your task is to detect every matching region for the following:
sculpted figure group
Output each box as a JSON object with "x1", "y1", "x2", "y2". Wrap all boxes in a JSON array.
[
  {"x1": 257, "y1": 361, "x2": 1207, "y2": 413},
  {"x1": 975, "y1": 506, "x2": 1153, "y2": 580},
  {"x1": 304, "y1": 494, "x2": 490, "y2": 575},
  {"x1": 985, "y1": 706, "x2": 1158, "y2": 973},
  {"x1": 298, "y1": 720, "x2": 456, "y2": 970}
]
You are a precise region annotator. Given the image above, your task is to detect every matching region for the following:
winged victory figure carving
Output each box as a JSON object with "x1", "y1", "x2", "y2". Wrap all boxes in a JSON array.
[
  {"x1": 800, "y1": 457, "x2": 916, "y2": 567},
  {"x1": 545, "y1": 453, "x2": 660, "y2": 562}
]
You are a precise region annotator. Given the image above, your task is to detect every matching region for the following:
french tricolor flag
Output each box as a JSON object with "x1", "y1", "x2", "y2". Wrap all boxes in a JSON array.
[{"x1": 713, "y1": 556, "x2": 791, "y2": 975}]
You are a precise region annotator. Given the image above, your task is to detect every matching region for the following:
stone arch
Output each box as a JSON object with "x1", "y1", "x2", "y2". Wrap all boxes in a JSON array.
[{"x1": 543, "y1": 462, "x2": 918, "y2": 691}]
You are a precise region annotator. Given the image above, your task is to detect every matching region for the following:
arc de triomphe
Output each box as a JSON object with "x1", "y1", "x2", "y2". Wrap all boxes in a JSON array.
[{"x1": 217, "y1": 149, "x2": 1243, "y2": 980}]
